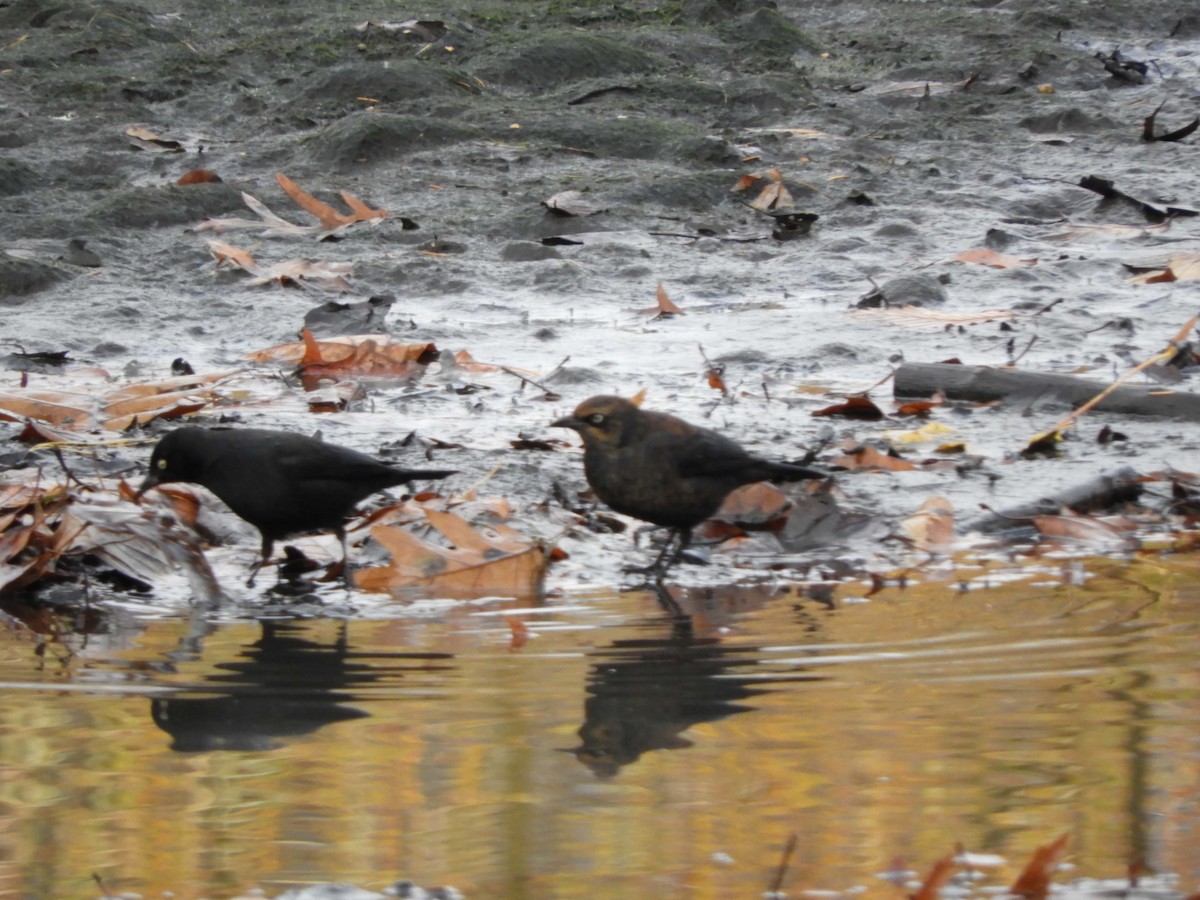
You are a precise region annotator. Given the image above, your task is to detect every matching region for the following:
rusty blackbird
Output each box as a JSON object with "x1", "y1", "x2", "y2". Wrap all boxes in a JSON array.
[
  {"x1": 139, "y1": 426, "x2": 456, "y2": 585},
  {"x1": 553, "y1": 395, "x2": 824, "y2": 573}
]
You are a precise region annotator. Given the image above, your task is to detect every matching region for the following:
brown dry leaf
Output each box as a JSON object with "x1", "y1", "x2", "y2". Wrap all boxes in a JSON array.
[
  {"x1": 206, "y1": 239, "x2": 258, "y2": 269},
  {"x1": 177, "y1": 169, "x2": 221, "y2": 186},
  {"x1": 249, "y1": 330, "x2": 438, "y2": 388},
  {"x1": 955, "y1": 248, "x2": 1037, "y2": 268},
  {"x1": 1, "y1": 371, "x2": 233, "y2": 433},
  {"x1": 654, "y1": 283, "x2": 684, "y2": 316},
  {"x1": 0, "y1": 389, "x2": 97, "y2": 430},
  {"x1": 206, "y1": 238, "x2": 356, "y2": 290},
  {"x1": 900, "y1": 496, "x2": 955, "y2": 551},
  {"x1": 300, "y1": 330, "x2": 435, "y2": 384},
  {"x1": 1126, "y1": 251, "x2": 1200, "y2": 284},
  {"x1": 542, "y1": 190, "x2": 606, "y2": 217},
  {"x1": 1011, "y1": 833, "x2": 1069, "y2": 899},
  {"x1": 715, "y1": 482, "x2": 791, "y2": 525},
  {"x1": 911, "y1": 854, "x2": 956, "y2": 900},
  {"x1": 831, "y1": 446, "x2": 916, "y2": 472},
  {"x1": 450, "y1": 349, "x2": 504, "y2": 373},
  {"x1": 706, "y1": 367, "x2": 728, "y2": 394},
  {"x1": 847, "y1": 305, "x2": 1024, "y2": 329},
  {"x1": 812, "y1": 396, "x2": 884, "y2": 420},
  {"x1": 195, "y1": 176, "x2": 388, "y2": 239},
  {"x1": 125, "y1": 126, "x2": 184, "y2": 152},
  {"x1": 275, "y1": 173, "x2": 389, "y2": 229},
  {"x1": 354, "y1": 510, "x2": 547, "y2": 600},
  {"x1": 1032, "y1": 512, "x2": 1139, "y2": 550},
  {"x1": 732, "y1": 168, "x2": 795, "y2": 211},
  {"x1": 895, "y1": 398, "x2": 942, "y2": 416}
]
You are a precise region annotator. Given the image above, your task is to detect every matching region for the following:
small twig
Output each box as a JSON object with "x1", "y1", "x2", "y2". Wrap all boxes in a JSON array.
[
  {"x1": 767, "y1": 833, "x2": 799, "y2": 896},
  {"x1": 864, "y1": 368, "x2": 898, "y2": 394},
  {"x1": 1010, "y1": 334, "x2": 1038, "y2": 365},
  {"x1": 50, "y1": 445, "x2": 90, "y2": 491},
  {"x1": 1030, "y1": 309, "x2": 1200, "y2": 446},
  {"x1": 92, "y1": 873, "x2": 114, "y2": 899},
  {"x1": 543, "y1": 355, "x2": 571, "y2": 382},
  {"x1": 501, "y1": 365, "x2": 563, "y2": 399}
]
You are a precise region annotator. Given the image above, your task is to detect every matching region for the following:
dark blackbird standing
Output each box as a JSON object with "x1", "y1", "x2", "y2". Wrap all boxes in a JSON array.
[
  {"x1": 139, "y1": 426, "x2": 457, "y2": 585},
  {"x1": 553, "y1": 395, "x2": 824, "y2": 573}
]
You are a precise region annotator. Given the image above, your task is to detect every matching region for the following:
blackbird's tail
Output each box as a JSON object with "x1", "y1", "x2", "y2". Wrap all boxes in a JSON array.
[
  {"x1": 396, "y1": 468, "x2": 458, "y2": 482},
  {"x1": 759, "y1": 461, "x2": 826, "y2": 483}
]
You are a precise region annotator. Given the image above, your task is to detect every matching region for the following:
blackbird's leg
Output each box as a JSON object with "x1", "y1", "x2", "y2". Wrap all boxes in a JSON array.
[
  {"x1": 331, "y1": 525, "x2": 352, "y2": 587},
  {"x1": 667, "y1": 528, "x2": 693, "y2": 569},
  {"x1": 624, "y1": 528, "x2": 689, "y2": 575},
  {"x1": 246, "y1": 535, "x2": 274, "y2": 587}
]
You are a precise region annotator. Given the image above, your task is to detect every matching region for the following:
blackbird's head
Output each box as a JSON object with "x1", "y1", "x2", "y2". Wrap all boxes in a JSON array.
[
  {"x1": 138, "y1": 428, "x2": 207, "y2": 496},
  {"x1": 552, "y1": 395, "x2": 640, "y2": 449}
]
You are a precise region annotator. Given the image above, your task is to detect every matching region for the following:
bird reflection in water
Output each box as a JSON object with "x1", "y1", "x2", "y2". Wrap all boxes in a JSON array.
[
  {"x1": 151, "y1": 621, "x2": 454, "y2": 752},
  {"x1": 571, "y1": 602, "x2": 821, "y2": 777}
]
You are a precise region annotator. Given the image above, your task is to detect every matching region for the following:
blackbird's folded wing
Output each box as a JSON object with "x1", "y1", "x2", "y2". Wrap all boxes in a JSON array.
[
  {"x1": 657, "y1": 431, "x2": 755, "y2": 480},
  {"x1": 275, "y1": 446, "x2": 394, "y2": 484}
]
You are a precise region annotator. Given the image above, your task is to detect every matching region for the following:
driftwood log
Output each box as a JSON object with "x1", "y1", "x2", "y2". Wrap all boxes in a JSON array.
[
  {"x1": 893, "y1": 362, "x2": 1200, "y2": 421},
  {"x1": 964, "y1": 466, "x2": 1144, "y2": 534}
]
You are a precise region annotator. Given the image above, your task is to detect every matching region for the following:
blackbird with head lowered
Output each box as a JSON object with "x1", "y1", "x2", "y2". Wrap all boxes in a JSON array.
[
  {"x1": 553, "y1": 395, "x2": 825, "y2": 573},
  {"x1": 139, "y1": 426, "x2": 457, "y2": 585}
]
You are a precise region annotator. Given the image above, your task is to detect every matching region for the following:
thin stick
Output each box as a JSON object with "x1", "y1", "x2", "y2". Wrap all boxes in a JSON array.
[
  {"x1": 501, "y1": 355, "x2": 569, "y2": 396},
  {"x1": 1029, "y1": 309, "x2": 1199, "y2": 446},
  {"x1": 768, "y1": 833, "x2": 799, "y2": 895},
  {"x1": 92, "y1": 873, "x2": 114, "y2": 899},
  {"x1": 1010, "y1": 334, "x2": 1038, "y2": 365}
]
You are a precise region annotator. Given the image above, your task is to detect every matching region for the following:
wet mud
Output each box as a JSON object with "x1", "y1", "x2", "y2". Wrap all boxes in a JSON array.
[{"x1": 3, "y1": 0, "x2": 1200, "y2": 600}]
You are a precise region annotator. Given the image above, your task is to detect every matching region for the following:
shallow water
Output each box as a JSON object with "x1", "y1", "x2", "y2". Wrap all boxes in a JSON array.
[{"x1": 3, "y1": 552, "x2": 1199, "y2": 899}]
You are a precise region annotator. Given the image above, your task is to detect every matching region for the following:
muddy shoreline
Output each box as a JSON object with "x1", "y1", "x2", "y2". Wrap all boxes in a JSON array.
[{"x1": 3, "y1": 0, "x2": 1200, "y2": 603}]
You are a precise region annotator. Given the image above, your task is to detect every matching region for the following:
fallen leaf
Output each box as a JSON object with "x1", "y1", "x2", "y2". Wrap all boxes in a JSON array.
[
  {"x1": 831, "y1": 446, "x2": 916, "y2": 471},
  {"x1": 900, "y1": 496, "x2": 954, "y2": 551},
  {"x1": 355, "y1": 510, "x2": 547, "y2": 600},
  {"x1": 847, "y1": 306, "x2": 1024, "y2": 329},
  {"x1": 275, "y1": 172, "x2": 389, "y2": 229},
  {"x1": 1011, "y1": 833, "x2": 1069, "y2": 899},
  {"x1": 542, "y1": 190, "x2": 606, "y2": 217},
  {"x1": 955, "y1": 248, "x2": 1037, "y2": 268},
  {"x1": 812, "y1": 396, "x2": 884, "y2": 420},
  {"x1": 1125, "y1": 251, "x2": 1200, "y2": 284},
  {"x1": 911, "y1": 854, "x2": 956, "y2": 900}
]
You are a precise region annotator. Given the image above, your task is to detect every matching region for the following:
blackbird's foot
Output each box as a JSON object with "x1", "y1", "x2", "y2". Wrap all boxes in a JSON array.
[{"x1": 621, "y1": 528, "x2": 693, "y2": 576}]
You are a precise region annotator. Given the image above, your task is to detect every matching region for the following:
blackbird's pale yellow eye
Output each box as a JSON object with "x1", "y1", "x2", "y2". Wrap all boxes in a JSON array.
[
  {"x1": 156, "y1": 458, "x2": 168, "y2": 470},
  {"x1": 587, "y1": 413, "x2": 606, "y2": 426}
]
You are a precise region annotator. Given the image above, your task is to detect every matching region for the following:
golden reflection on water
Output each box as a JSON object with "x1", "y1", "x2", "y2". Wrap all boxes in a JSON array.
[{"x1": 1, "y1": 553, "x2": 1199, "y2": 898}]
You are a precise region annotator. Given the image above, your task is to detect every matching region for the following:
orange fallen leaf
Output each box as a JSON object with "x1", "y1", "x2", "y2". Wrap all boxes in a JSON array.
[
  {"x1": 955, "y1": 248, "x2": 1037, "y2": 268},
  {"x1": 911, "y1": 854, "x2": 956, "y2": 900},
  {"x1": 1126, "y1": 251, "x2": 1200, "y2": 283},
  {"x1": 355, "y1": 510, "x2": 547, "y2": 600},
  {"x1": 275, "y1": 172, "x2": 389, "y2": 229},
  {"x1": 831, "y1": 446, "x2": 916, "y2": 472},
  {"x1": 1011, "y1": 833, "x2": 1069, "y2": 899},
  {"x1": 900, "y1": 496, "x2": 954, "y2": 551},
  {"x1": 1032, "y1": 512, "x2": 1138, "y2": 550},
  {"x1": 177, "y1": 169, "x2": 222, "y2": 185},
  {"x1": 812, "y1": 396, "x2": 884, "y2": 420},
  {"x1": 714, "y1": 482, "x2": 791, "y2": 525}
]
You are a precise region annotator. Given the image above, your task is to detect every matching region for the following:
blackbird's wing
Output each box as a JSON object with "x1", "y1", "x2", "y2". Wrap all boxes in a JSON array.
[
  {"x1": 649, "y1": 429, "x2": 754, "y2": 481},
  {"x1": 272, "y1": 441, "x2": 397, "y2": 486}
]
